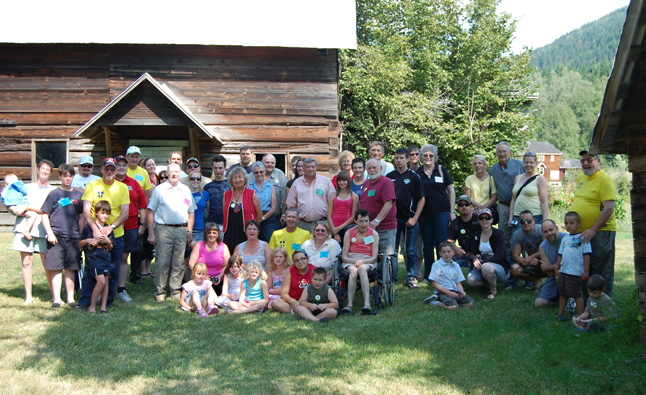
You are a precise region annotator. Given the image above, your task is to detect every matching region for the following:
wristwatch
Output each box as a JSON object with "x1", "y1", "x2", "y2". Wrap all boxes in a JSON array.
[{"x1": 110, "y1": 224, "x2": 116, "y2": 229}]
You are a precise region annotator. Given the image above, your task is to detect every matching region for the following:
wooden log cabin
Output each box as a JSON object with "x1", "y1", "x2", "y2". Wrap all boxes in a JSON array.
[
  {"x1": 589, "y1": 0, "x2": 646, "y2": 341},
  {"x1": 0, "y1": 2, "x2": 357, "y2": 224}
]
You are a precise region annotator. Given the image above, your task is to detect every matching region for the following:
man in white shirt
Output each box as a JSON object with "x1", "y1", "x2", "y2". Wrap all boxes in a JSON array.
[{"x1": 71, "y1": 155, "x2": 100, "y2": 192}]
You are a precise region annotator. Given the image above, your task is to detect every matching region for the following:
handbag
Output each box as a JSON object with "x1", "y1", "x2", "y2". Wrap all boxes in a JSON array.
[{"x1": 488, "y1": 176, "x2": 499, "y2": 225}]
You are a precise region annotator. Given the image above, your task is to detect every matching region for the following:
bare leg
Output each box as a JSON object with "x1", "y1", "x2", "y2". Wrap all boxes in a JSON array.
[
  {"x1": 481, "y1": 263, "x2": 497, "y2": 296},
  {"x1": 270, "y1": 298, "x2": 292, "y2": 313},
  {"x1": 100, "y1": 276, "x2": 109, "y2": 311},
  {"x1": 64, "y1": 270, "x2": 77, "y2": 304},
  {"x1": 574, "y1": 297, "x2": 585, "y2": 315},
  {"x1": 358, "y1": 265, "x2": 371, "y2": 309},
  {"x1": 20, "y1": 252, "x2": 34, "y2": 302},
  {"x1": 346, "y1": 266, "x2": 358, "y2": 309},
  {"x1": 49, "y1": 270, "x2": 63, "y2": 304}
]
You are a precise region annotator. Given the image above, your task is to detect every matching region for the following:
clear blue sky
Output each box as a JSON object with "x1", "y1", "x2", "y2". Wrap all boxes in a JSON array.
[{"x1": 499, "y1": 0, "x2": 631, "y2": 53}]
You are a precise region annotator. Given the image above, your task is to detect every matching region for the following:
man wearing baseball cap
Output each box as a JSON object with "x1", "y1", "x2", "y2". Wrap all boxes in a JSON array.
[
  {"x1": 570, "y1": 150, "x2": 617, "y2": 298},
  {"x1": 180, "y1": 157, "x2": 211, "y2": 189},
  {"x1": 447, "y1": 195, "x2": 480, "y2": 268},
  {"x1": 71, "y1": 155, "x2": 100, "y2": 192},
  {"x1": 79, "y1": 157, "x2": 130, "y2": 308},
  {"x1": 125, "y1": 146, "x2": 153, "y2": 199}
]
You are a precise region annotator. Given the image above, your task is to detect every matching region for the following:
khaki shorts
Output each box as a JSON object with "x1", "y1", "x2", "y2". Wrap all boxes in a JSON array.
[{"x1": 11, "y1": 233, "x2": 47, "y2": 253}]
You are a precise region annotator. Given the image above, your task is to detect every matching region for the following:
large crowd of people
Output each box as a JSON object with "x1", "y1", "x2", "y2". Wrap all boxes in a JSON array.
[{"x1": 2, "y1": 142, "x2": 618, "y2": 328}]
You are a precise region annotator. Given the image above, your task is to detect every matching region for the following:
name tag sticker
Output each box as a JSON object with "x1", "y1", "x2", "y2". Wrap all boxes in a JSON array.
[
  {"x1": 184, "y1": 198, "x2": 190, "y2": 205},
  {"x1": 320, "y1": 251, "x2": 329, "y2": 258},
  {"x1": 368, "y1": 190, "x2": 376, "y2": 197},
  {"x1": 434, "y1": 176, "x2": 444, "y2": 183},
  {"x1": 315, "y1": 188, "x2": 324, "y2": 196},
  {"x1": 292, "y1": 243, "x2": 301, "y2": 250},
  {"x1": 364, "y1": 235, "x2": 374, "y2": 244},
  {"x1": 60, "y1": 198, "x2": 71, "y2": 207},
  {"x1": 135, "y1": 174, "x2": 144, "y2": 182}
]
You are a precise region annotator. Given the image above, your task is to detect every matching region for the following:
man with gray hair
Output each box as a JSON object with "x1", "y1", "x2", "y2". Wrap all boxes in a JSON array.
[
  {"x1": 489, "y1": 141, "x2": 524, "y2": 289},
  {"x1": 262, "y1": 154, "x2": 288, "y2": 227},
  {"x1": 285, "y1": 158, "x2": 335, "y2": 233}
]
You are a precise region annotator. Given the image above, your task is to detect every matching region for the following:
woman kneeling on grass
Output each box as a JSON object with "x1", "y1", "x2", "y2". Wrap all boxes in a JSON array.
[
  {"x1": 230, "y1": 261, "x2": 269, "y2": 314},
  {"x1": 271, "y1": 249, "x2": 315, "y2": 313},
  {"x1": 466, "y1": 208, "x2": 510, "y2": 300}
]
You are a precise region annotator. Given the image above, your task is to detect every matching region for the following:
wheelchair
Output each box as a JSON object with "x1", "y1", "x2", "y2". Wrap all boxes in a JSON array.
[{"x1": 332, "y1": 253, "x2": 395, "y2": 311}]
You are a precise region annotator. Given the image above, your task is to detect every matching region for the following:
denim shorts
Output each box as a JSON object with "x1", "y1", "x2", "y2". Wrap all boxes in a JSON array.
[{"x1": 467, "y1": 262, "x2": 510, "y2": 283}]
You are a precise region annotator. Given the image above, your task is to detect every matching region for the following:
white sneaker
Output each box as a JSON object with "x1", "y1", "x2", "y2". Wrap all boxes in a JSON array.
[{"x1": 116, "y1": 290, "x2": 133, "y2": 303}]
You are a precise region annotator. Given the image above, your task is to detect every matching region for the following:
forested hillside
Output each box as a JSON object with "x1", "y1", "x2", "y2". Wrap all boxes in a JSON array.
[{"x1": 530, "y1": 6, "x2": 627, "y2": 158}]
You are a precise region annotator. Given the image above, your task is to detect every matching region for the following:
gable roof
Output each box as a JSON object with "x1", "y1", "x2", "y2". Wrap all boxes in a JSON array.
[
  {"x1": 74, "y1": 73, "x2": 221, "y2": 144},
  {"x1": 527, "y1": 140, "x2": 563, "y2": 154},
  {"x1": 1, "y1": 0, "x2": 357, "y2": 49},
  {"x1": 590, "y1": 1, "x2": 640, "y2": 154}
]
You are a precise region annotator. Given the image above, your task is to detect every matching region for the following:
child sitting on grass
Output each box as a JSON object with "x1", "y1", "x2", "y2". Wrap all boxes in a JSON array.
[
  {"x1": 230, "y1": 261, "x2": 269, "y2": 314},
  {"x1": 572, "y1": 274, "x2": 617, "y2": 331},
  {"x1": 2, "y1": 174, "x2": 38, "y2": 240},
  {"x1": 79, "y1": 200, "x2": 114, "y2": 314},
  {"x1": 180, "y1": 262, "x2": 219, "y2": 317},
  {"x1": 295, "y1": 267, "x2": 338, "y2": 322},
  {"x1": 556, "y1": 211, "x2": 592, "y2": 321},
  {"x1": 426, "y1": 242, "x2": 475, "y2": 309},
  {"x1": 217, "y1": 255, "x2": 244, "y2": 311},
  {"x1": 267, "y1": 247, "x2": 292, "y2": 308}
]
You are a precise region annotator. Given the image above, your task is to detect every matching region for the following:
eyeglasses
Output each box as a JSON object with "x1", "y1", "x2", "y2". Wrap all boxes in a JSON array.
[
  {"x1": 294, "y1": 257, "x2": 308, "y2": 263},
  {"x1": 409, "y1": 152, "x2": 419, "y2": 156},
  {"x1": 190, "y1": 177, "x2": 201, "y2": 181},
  {"x1": 520, "y1": 218, "x2": 533, "y2": 224},
  {"x1": 422, "y1": 154, "x2": 435, "y2": 159},
  {"x1": 478, "y1": 216, "x2": 492, "y2": 221},
  {"x1": 580, "y1": 157, "x2": 598, "y2": 164},
  {"x1": 80, "y1": 164, "x2": 93, "y2": 168},
  {"x1": 457, "y1": 203, "x2": 471, "y2": 207},
  {"x1": 314, "y1": 228, "x2": 327, "y2": 233},
  {"x1": 187, "y1": 164, "x2": 199, "y2": 169},
  {"x1": 103, "y1": 167, "x2": 116, "y2": 172}
]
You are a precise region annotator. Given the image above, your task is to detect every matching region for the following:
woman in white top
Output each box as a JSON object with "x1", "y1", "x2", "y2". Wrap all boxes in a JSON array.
[{"x1": 302, "y1": 221, "x2": 341, "y2": 284}]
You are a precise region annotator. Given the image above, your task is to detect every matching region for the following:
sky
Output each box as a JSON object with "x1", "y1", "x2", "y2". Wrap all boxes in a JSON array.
[{"x1": 498, "y1": 0, "x2": 631, "y2": 53}]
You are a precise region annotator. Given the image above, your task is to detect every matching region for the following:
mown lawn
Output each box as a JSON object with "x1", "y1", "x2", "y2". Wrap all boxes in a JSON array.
[{"x1": 0, "y1": 231, "x2": 644, "y2": 394}]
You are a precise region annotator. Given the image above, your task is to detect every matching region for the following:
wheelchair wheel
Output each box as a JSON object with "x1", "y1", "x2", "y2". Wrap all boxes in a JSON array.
[
  {"x1": 332, "y1": 256, "x2": 344, "y2": 309},
  {"x1": 381, "y1": 256, "x2": 394, "y2": 307}
]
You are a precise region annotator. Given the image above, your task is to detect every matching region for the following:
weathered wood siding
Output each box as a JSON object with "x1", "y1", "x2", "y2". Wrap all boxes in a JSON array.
[{"x1": 0, "y1": 44, "x2": 340, "y2": 186}]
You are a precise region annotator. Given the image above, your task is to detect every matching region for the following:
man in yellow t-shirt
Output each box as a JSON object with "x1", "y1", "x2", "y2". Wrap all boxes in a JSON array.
[
  {"x1": 569, "y1": 150, "x2": 616, "y2": 298},
  {"x1": 125, "y1": 146, "x2": 153, "y2": 199},
  {"x1": 79, "y1": 158, "x2": 130, "y2": 308},
  {"x1": 269, "y1": 207, "x2": 311, "y2": 256}
]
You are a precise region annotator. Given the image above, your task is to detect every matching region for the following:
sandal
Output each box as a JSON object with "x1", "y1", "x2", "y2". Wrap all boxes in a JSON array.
[
  {"x1": 100, "y1": 310, "x2": 108, "y2": 314},
  {"x1": 341, "y1": 307, "x2": 355, "y2": 316},
  {"x1": 361, "y1": 306, "x2": 374, "y2": 315}
]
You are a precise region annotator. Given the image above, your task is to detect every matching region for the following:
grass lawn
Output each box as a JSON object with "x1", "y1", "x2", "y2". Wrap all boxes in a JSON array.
[{"x1": 0, "y1": 231, "x2": 644, "y2": 394}]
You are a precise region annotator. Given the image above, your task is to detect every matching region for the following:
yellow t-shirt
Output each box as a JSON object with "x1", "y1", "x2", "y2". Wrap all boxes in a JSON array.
[
  {"x1": 464, "y1": 174, "x2": 496, "y2": 207},
  {"x1": 268, "y1": 227, "x2": 311, "y2": 256},
  {"x1": 81, "y1": 179, "x2": 130, "y2": 237},
  {"x1": 127, "y1": 166, "x2": 152, "y2": 192},
  {"x1": 570, "y1": 170, "x2": 616, "y2": 232}
]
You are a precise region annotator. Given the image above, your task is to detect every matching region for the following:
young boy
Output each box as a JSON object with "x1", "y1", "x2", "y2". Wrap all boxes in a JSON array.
[
  {"x1": 426, "y1": 242, "x2": 475, "y2": 309},
  {"x1": 572, "y1": 274, "x2": 617, "y2": 331},
  {"x1": 556, "y1": 211, "x2": 592, "y2": 321},
  {"x1": 2, "y1": 174, "x2": 39, "y2": 240},
  {"x1": 295, "y1": 267, "x2": 339, "y2": 322},
  {"x1": 79, "y1": 200, "x2": 114, "y2": 314},
  {"x1": 40, "y1": 164, "x2": 84, "y2": 308}
]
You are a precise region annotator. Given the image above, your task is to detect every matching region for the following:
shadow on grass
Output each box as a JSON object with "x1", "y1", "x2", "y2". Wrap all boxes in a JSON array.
[{"x1": 9, "y1": 259, "x2": 646, "y2": 393}]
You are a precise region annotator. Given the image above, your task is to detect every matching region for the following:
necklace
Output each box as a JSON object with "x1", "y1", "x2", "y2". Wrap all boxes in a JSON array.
[{"x1": 231, "y1": 190, "x2": 244, "y2": 213}]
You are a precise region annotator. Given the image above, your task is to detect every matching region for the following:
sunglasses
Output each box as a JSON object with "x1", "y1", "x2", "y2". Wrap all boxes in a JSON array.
[
  {"x1": 294, "y1": 257, "x2": 308, "y2": 263},
  {"x1": 478, "y1": 216, "x2": 492, "y2": 221},
  {"x1": 314, "y1": 228, "x2": 327, "y2": 233},
  {"x1": 422, "y1": 154, "x2": 435, "y2": 159},
  {"x1": 159, "y1": 176, "x2": 169, "y2": 180},
  {"x1": 520, "y1": 219, "x2": 533, "y2": 224},
  {"x1": 80, "y1": 164, "x2": 93, "y2": 168},
  {"x1": 187, "y1": 164, "x2": 199, "y2": 169},
  {"x1": 190, "y1": 177, "x2": 201, "y2": 181},
  {"x1": 457, "y1": 203, "x2": 471, "y2": 207},
  {"x1": 409, "y1": 152, "x2": 419, "y2": 156}
]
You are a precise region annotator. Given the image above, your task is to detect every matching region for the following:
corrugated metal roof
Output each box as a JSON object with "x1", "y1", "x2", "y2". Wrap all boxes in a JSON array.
[{"x1": 1, "y1": 0, "x2": 357, "y2": 49}]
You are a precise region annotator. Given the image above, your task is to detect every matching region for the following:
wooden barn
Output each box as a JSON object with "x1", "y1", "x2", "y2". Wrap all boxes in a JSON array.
[
  {"x1": 0, "y1": 2, "x2": 356, "y2": 189},
  {"x1": 589, "y1": 0, "x2": 646, "y2": 341}
]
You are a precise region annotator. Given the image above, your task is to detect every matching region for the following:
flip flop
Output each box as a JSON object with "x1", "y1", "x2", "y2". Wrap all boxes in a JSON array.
[
  {"x1": 51, "y1": 302, "x2": 61, "y2": 308},
  {"x1": 100, "y1": 310, "x2": 108, "y2": 314},
  {"x1": 67, "y1": 302, "x2": 80, "y2": 309},
  {"x1": 341, "y1": 307, "x2": 355, "y2": 316}
]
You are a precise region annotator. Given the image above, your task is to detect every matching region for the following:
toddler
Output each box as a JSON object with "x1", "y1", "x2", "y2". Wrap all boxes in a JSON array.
[
  {"x1": 2, "y1": 174, "x2": 38, "y2": 240},
  {"x1": 217, "y1": 255, "x2": 244, "y2": 311},
  {"x1": 231, "y1": 261, "x2": 269, "y2": 314},
  {"x1": 556, "y1": 211, "x2": 592, "y2": 320},
  {"x1": 179, "y1": 262, "x2": 219, "y2": 317},
  {"x1": 572, "y1": 274, "x2": 617, "y2": 331}
]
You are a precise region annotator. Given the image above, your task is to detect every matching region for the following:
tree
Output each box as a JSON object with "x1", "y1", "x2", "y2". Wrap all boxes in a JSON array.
[{"x1": 340, "y1": 0, "x2": 534, "y2": 183}]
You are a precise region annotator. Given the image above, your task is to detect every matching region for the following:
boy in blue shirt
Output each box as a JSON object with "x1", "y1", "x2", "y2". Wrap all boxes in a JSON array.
[
  {"x1": 556, "y1": 211, "x2": 592, "y2": 321},
  {"x1": 426, "y1": 242, "x2": 475, "y2": 309}
]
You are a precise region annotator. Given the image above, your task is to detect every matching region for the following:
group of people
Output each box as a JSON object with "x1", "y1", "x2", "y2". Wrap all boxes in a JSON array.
[{"x1": 4, "y1": 141, "x2": 618, "y2": 328}]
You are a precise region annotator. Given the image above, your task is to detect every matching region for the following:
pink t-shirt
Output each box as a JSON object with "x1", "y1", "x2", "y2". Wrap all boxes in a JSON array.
[
  {"x1": 199, "y1": 241, "x2": 226, "y2": 277},
  {"x1": 359, "y1": 175, "x2": 397, "y2": 231}
]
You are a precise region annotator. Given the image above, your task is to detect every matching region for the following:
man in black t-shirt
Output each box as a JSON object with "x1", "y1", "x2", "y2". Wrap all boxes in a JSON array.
[
  {"x1": 447, "y1": 195, "x2": 480, "y2": 267},
  {"x1": 387, "y1": 148, "x2": 425, "y2": 287}
]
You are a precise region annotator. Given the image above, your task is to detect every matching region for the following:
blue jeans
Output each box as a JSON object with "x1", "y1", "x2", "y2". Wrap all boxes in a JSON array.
[
  {"x1": 396, "y1": 218, "x2": 418, "y2": 283},
  {"x1": 259, "y1": 216, "x2": 277, "y2": 243},
  {"x1": 419, "y1": 211, "x2": 450, "y2": 279},
  {"x1": 506, "y1": 215, "x2": 543, "y2": 288},
  {"x1": 80, "y1": 235, "x2": 125, "y2": 307}
]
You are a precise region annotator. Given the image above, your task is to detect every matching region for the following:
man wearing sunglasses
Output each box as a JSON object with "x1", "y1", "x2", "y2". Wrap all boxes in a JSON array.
[
  {"x1": 447, "y1": 195, "x2": 481, "y2": 268},
  {"x1": 180, "y1": 157, "x2": 211, "y2": 189},
  {"x1": 72, "y1": 155, "x2": 100, "y2": 192},
  {"x1": 570, "y1": 150, "x2": 617, "y2": 298},
  {"x1": 509, "y1": 210, "x2": 545, "y2": 290}
]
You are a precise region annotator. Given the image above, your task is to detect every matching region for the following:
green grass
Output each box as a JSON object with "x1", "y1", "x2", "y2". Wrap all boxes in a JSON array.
[{"x1": 0, "y1": 232, "x2": 644, "y2": 394}]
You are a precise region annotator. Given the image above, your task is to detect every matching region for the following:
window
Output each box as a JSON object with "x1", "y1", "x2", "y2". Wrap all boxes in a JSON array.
[
  {"x1": 32, "y1": 140, "x2": 68, "y2": 180},
  {"x1": 550, "y1": 155, "x2": 555, "y2": 162}
]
